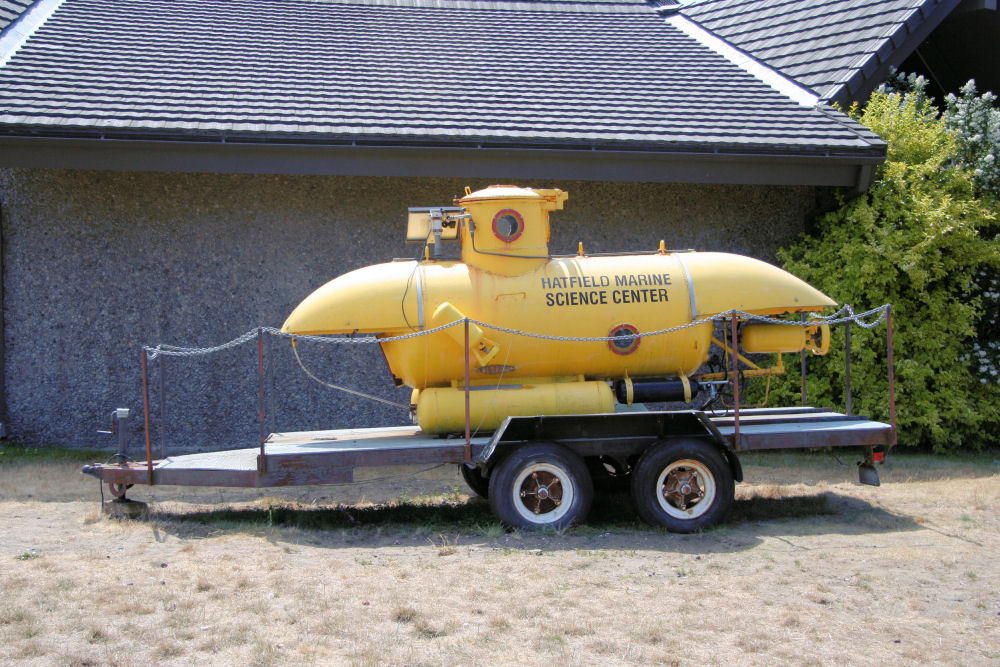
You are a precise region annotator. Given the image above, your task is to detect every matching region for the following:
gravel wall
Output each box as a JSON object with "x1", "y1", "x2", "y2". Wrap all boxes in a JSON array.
[{"x1": 0, "y1": 169, "x2": 819, "y2": 450}]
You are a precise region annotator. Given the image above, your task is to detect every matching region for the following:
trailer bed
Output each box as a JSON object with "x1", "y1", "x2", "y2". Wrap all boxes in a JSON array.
[
  {"x1": 84, "y1": 426, "x2": 492, "y2": 489},
  {"x1": 709, "y1": 407, "x2": 895, "y2": 450},
  {"x1": 82, "y1": 407, "x2": 892, "y2": 491}
]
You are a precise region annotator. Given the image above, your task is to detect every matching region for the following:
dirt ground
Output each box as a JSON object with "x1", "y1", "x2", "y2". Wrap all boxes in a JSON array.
[{"x1": 1, "y1": 451, "x2": 998, "y2": 666}]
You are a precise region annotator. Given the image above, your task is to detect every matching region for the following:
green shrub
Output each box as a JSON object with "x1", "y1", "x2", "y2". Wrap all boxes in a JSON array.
[
  {"x1": 881, "y1": 74, "x2": 1000, "y2": 383},
  {"x1": 773, "y1": 90, "x2": 999, "y2": 451}
]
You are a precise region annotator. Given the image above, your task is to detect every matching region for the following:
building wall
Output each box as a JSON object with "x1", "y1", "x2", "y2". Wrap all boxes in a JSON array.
[{"x1": 0, "y1": 168, "x2": 820, "y2": 450}]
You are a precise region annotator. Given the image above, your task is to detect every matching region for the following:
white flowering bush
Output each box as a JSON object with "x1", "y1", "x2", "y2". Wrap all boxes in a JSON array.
[
  {"x1": 966, "y1": 265, "x2": 1000, "y2": 383},
  {"x1": 944, "y1": 80, "x2": 1000, "y2": 198},
  {"x1": 881, "y1": 73, "x2": 1000, "y2": 194}
]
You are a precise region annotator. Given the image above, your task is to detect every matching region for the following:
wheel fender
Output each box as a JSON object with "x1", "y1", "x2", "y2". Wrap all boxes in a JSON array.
[{"x1": 720, "y1": 446, "x2": 743, "y2": 483}]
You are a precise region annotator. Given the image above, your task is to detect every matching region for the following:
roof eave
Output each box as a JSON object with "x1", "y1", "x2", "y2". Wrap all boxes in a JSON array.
[
  {"x1": 824, "y1": 0, "x2": 965, "y2": 107},
  {"x1": 0, "y1": 134, "x2": 886, "y2": 190}
]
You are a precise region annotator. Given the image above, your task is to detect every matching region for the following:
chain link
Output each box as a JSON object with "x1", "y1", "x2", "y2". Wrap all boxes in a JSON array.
[
  {"x1": 145, "y1": 321, "x2": 464, "y2": 360},
  {"x1": 144, "y1": 304, "x2": 891, "y2": 360}
]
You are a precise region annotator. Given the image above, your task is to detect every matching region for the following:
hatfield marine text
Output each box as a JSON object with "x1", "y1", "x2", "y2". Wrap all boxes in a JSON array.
[{"x1": 542, "y1": 273, "x2": 671, "y2": 307}]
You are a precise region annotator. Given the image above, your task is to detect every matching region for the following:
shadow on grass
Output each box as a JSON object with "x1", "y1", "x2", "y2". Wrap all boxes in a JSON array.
[
  {"x1": 725, "y1": 491, "x2": 918, "y2": 535},
  {"x1": 165, "y1": 497, "x2": 499, "y2": 535},
  {"x1": 156, "y1": 486, "x2": 919, "y2": 547}
]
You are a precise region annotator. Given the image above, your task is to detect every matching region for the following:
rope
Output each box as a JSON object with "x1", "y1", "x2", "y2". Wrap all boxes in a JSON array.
[{"x1": 290, "y1": 341, "x2": 409, "y2": 410}]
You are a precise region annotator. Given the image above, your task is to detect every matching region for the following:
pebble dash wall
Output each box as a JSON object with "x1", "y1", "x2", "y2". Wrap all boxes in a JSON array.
[{"x1": 0, "y1": 168, "x2": 819, "y2": 450}]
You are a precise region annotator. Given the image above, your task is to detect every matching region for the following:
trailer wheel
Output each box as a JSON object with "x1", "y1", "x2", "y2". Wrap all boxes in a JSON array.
[
  {"x1": 488, "y1": 443, "x2": 592, "y2": 531},
  {"x1": 459, "y1": 464, "x2": 490, "y2": 499},
  {"x1": 631, "y1": 439, "x2": 733, "y2": 533}
]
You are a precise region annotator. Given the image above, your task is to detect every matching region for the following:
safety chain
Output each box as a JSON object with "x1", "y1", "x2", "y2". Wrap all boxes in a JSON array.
[
  {"x1": 144, "y1": 321, "x2": 461, "y2": 360},
  {"x1": 807, "y1": 304, "x2": 890, "y2": 329},
  {"x1": 143, "y1": 304, "x2": 891, "y2": 359},
  {"x1": 472, "y1": 304, "x2": 890, "y2": 342}
]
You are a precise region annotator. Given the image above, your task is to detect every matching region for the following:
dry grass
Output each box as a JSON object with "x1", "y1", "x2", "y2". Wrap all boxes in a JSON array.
[{"x1": 1, "y1": 448, "x2": 999, "y2": 665}]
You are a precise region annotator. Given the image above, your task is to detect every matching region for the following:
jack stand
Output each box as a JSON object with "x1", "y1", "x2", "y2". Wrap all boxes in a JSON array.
[{"x1": 858, "y1": 446, "x2": 880, "y2": 487}]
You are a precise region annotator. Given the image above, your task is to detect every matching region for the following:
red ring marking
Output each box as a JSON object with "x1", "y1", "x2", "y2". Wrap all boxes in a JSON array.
[
  {"x1": 608, "y1": 323, "x2": 641, "y2": 355},
  {"x1": 492, "y1": 209, "x2": 524, "y2": 242}
]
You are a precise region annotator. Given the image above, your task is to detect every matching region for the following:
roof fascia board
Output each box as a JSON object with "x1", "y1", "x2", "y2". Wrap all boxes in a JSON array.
[
  {"x1": 293, "y1": 0, "x2": 653, "y2": 13},
  {"x1": 0, "y1": 0, "x2": 65, "y2": 68},
  {"x1": 0, "y1": 136, "x2": 882, "y2": 188},
  {"x1": 827, "y1": 0, "x2": 964, "y2": 107},
  {"x1": 664, "y1": 13, "x2": 820, "y2": 107}
]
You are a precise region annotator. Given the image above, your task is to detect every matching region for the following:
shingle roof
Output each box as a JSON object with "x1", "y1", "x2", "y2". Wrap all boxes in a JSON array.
[
  {"x1": 681, "y1": 0, "x2": 961, "y2": 106},
  {"x1": 0, "y1": 0, "x2": 885, "y2": 185},
  {"x1": 0, "y1": 0, "x2": 35, "y2": 33}
]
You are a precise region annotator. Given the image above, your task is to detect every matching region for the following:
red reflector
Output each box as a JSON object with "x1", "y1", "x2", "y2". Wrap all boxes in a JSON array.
[{"x1": 873, "y1": 451, "x2": 885, "y2": 463}]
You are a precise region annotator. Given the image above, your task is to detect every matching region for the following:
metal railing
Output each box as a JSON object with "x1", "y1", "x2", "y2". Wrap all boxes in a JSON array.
[{"x1": 135, "y1": 304, "x2": 897, "y2": 481}]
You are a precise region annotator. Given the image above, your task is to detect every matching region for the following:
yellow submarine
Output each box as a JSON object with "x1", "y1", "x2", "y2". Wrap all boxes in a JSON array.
[{"x1": 282, "y1": 185, "x2": 834, "y2": 433}]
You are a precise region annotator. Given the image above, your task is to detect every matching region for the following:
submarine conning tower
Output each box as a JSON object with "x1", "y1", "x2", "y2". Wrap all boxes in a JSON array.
[{"x1": 456, "y1": 185, "x2": 568, "y2": 276}]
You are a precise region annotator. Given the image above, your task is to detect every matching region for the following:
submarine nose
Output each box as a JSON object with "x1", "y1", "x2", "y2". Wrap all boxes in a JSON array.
[{"x1": 281, "y1": 262, "x2": 420, "y2": 335}]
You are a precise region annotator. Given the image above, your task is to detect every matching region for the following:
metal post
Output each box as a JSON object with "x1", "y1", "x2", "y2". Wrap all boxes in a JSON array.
[
  {"x1": 267, "y1": 344, "x2": 276, "y2": 439},
  {"x1": 886, "y1": 306, "x2": 897, "y2": 444},
  {"x1": 258, "y1": 329, "x2": 266, "y2": 462},
  {"x1": 800, "y1": 313, "x2": 807, "y2": 406},
  {"x1": 158, "y1": 352, "x2": 167, "y2": 460},
  {"x1": 731, "y1": 314, "x2": 740, "y2": 449},
  {"x1": 464, "y1": 318, "x2": 471, "y2": 463},
  {"x1": 844, "y1": 321, "x2": 852, "y2": 416},
  {"x1": 114, "y1": 408, "x2": 130, "y2": 457},
  {"x1": 141, "y1": 348, "x2": 154, "y2": 483}
]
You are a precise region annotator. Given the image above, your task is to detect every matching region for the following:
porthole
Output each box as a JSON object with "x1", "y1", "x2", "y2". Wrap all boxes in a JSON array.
[
  {"x1": 608, "y1": 323, "x2": 640, "y2": 355},
  {"x1": 492, "y1": 209, "x2": 524, "y2": 243}
]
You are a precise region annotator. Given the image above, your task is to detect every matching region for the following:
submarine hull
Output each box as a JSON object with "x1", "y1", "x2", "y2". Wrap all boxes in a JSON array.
[
  {"x1": 281, "y1": 185, "x2": 836, "y2": 433},
  {"x1": 284, "y1": 250, "x2": 834, "y2": 390}
]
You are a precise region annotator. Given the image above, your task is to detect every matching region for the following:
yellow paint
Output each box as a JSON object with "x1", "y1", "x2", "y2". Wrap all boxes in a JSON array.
[
  {"x1": 415, "y1": 379, "x2": 614, "y2": 434},
  {"x1": 742, "y1": 322, "x2": 830, "y2": 354},
  {"x1": 430, "y1": 302, "x2": 500, "y2": 366},
  {"x1": 680, "y1": 252, "x2": 835, "y2": 317},
  {"x1": 282, "y1": 184, "x2": 837, "y2": 433}
]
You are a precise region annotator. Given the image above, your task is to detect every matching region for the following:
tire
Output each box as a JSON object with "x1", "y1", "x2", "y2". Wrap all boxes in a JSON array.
[
  {"x1": 459, "y1": 463, "x2": 490, "y2": 499},
  {"x1": 631, "y1": 439, "x2": 734, "y2": 533},
  {"x1": 488, "y1": 443, "x2": 593, "y2": 531}
]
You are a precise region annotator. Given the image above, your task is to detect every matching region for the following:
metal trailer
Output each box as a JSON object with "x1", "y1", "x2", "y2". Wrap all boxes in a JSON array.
[
  {"x1": 83, "y1": 406, "x2": 892, "y2": 532},
  {"x1": 81, "y1": 310, "x2": 897, "y2": 533}
]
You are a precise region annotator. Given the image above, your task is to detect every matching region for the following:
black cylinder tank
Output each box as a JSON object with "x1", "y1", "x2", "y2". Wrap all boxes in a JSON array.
[{"x1": 614, "y1": 378, "x2": 702, "y2": 404}]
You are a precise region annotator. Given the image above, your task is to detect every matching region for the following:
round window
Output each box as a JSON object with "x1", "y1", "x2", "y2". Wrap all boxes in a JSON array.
[
  {"x1": 492, "y1": 209, "x2": 524, "y2": 242},
  {"x1": 608, "y1": 324, "x2": 640, "y2": 355}
]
